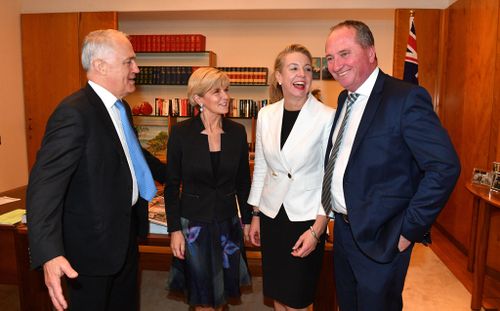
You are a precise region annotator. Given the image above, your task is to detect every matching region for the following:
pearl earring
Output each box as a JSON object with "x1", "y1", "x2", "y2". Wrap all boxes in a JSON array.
[{"x1": 199, "y1": 103, "x2": 204, "y2": 112}]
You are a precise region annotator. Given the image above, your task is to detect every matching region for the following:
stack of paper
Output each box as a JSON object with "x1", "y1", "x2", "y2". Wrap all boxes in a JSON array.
[{"x1": 0, "y1": 209, "x2": 26, "y2": 225}]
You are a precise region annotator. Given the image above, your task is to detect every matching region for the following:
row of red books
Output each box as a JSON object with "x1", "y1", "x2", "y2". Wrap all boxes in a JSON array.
[
  {"x1": 218, "y1": 67, "x2": 268, "y2": 85},
  {"x1": 130, "y1": 34, "x2": 206, "y2": 52}
]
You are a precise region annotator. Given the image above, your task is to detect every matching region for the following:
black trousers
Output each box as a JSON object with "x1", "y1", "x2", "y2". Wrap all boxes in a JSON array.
[{"x1": 67, "y1": 216, "x2": 139, "y2": 311}]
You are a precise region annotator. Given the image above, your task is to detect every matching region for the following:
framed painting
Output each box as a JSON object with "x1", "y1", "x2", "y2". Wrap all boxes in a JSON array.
[
  {"x1": 312, "y1": 57, "x2": 321, "y2": 80},
  {"x1": 321, "y1": 57, "x2": 335, "y2": 80},
  {"x1": 133, "y1": 116, "x2": 168, "y2": 162}
]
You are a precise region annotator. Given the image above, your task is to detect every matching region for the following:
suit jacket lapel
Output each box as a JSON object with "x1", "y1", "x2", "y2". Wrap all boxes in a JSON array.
[
  {"x1": 84, "y1": 84, "x2": 127, "y2": 162},
  {"x1": 266, "y1": 100, "x2": 292, "y2": 172},
  {"x1": 349, "y1": 71, "x2": 386, "y2": 161}
]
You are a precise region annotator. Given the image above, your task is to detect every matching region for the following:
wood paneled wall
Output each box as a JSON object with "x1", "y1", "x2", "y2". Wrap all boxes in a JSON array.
[
  {"x1": 444, "y1": 0, "x2": 500, "y2": 274},
  {"x1": 392, "y1": 9, "x2": 445, "y2": 112},
  {"x1": 395, "y1": 1, "x2": 500, "y2": 280}
]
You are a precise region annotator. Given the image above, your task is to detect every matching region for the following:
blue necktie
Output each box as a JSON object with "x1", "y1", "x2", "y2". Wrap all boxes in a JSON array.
[
  {"x1": 321, "y1": 93, "x2": 359, "y2": 215},
  {"x1": 115, "y1": 100, "x2": 157, "y2": 201}
]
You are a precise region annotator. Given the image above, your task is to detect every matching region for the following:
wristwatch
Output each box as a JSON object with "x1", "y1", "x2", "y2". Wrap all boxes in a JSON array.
[{"x1": 251, "y1": 210, "x2": 260, "y2": 217}]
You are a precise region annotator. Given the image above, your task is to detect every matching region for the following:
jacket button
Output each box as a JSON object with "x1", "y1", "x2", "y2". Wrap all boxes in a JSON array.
[{"x1": 288, "y1": 173, "x2": 292, "y2": 179}]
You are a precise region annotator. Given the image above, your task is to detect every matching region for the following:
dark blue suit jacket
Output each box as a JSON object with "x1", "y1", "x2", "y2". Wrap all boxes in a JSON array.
[{"x1": 326, "y1": 70, "x2": 460, "y2": 263}]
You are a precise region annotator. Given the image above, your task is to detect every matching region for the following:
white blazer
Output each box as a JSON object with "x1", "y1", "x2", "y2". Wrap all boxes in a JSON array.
[{"x1": 248, "y1": 94, "x2": 335, "y2": 221}]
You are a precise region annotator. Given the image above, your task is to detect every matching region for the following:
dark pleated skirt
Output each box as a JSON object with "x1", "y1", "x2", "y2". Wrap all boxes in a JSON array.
[
  {"x1": 260, "y1": 206, "x2": 325, "y2": 309},
  {"x1": 167, "y1": 215, "x2": 251, "y2": 308}
]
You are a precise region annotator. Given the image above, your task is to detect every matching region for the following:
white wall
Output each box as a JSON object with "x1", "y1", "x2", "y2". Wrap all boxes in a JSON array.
[
  {"x1": 0, "y1": 0, "x2": 28, "y2": 192},
  {"x1": 120, "y1": 10, "x2": 395, "y2": 108}
]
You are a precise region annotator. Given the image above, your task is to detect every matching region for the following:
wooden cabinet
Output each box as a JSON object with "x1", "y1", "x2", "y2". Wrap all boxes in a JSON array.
[{"x1": 21, "y1": 12, "x2": 117, "y2": 169}]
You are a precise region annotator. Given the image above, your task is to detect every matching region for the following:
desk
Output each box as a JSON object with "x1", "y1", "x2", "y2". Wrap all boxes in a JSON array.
[
  {"x1": 465, "y1": 183, "x2": 500, "y2": 310},
  {"x1": 0, "y1": 186, "x2": 51, "y2": 310},
  {"x1": 1, "y1": 186, "x2": 337, "y2": 310},
  {"x1": 0, "y1": 186, "x2": 26, "y2": 285}
]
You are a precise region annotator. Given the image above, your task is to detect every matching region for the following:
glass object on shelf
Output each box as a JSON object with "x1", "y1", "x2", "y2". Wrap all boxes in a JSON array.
[
  {"x1": 132, "y1": 101, "x2": 154, "y2": 115},
  {"x1": 493, "y1": 161, "x2": 500, "y2": 173},
  {"x1": 471, "y1": 168, "x2": 492, "y2": 186},
  {"x1": 491, "y1": 173, "x2": 500, "y2": 192}
]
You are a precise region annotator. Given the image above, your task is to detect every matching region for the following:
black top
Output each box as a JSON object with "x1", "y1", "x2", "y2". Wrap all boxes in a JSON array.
[
  {"x1": 281, "y1": 108, "x2": 301, "y2": 149},
  {"x1": 210, "y1": 151, "x2": 221, "y2": 179}
]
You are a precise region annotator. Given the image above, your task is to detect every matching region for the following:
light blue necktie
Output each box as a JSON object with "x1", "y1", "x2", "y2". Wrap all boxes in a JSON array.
[
  {"x1": 321, "y1": 93, "x2": 359, "y2": 215},
  {"x1": 115, "y1": 100, "x2": 157, "y2": 201}
]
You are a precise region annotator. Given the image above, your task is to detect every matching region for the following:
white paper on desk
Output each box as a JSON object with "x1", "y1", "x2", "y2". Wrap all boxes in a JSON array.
[
  {"x1": 150, "y1": 222, "x2": 168, "y2": 234},
  {"x1": 0, "y1": 196, "x2": 21, "y2": 205}
]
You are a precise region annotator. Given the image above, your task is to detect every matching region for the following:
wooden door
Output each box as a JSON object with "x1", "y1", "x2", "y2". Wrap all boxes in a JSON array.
[
  {"x1": 21, "y1": 12, "x2": 117, "y2": 169},
  {"x1": 22, "y1": 13, "x2": 80, "y2": 169}
]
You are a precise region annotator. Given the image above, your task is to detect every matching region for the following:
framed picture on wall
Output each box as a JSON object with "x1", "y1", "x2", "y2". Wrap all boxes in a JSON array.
[
  {"x1": 312, "y1": 57, "x2": 321, "y2": 80},
  {"x1": 133, "y1": 116, "x2": 168, "y2": 162},
  {"x1": 321, "y1": 57, "x2": 334, "y2": 80}
]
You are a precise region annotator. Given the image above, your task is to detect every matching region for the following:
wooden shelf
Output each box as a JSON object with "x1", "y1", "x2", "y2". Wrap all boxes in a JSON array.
[{"x1": 135, "y1": 51, "x2": 216, "y2": 66}]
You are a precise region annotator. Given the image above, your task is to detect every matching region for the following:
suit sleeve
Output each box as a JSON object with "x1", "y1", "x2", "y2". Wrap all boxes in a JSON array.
[
  {"x1": 26, "y1": 104, "x2": 86, "y2": 269},
  {"x1": 143, "y1": 147, "x2": 166, "y2": 184},
  {"x1": 164, "y1": 125, "x2": 182, "y2": 232},
  {"x1": 235, "y1": 127, "x2": 252, "y2": 224},
  {"x1": 400, "y1": 87, "x2": 460, "y2": 242}
]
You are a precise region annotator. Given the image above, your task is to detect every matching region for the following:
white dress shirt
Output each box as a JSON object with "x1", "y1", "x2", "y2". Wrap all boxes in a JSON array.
[
  {"x1": 88, "y1": 80, "x2": 139, "y2": 206},
  {"x1": 330, "y1": 67, "x2": 379, "y2": 215}
]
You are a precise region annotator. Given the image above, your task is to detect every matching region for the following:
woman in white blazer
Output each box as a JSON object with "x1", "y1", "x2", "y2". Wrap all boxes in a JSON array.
[{"x1": 247, "y1": 44, "x2": 335, "y2": 310}]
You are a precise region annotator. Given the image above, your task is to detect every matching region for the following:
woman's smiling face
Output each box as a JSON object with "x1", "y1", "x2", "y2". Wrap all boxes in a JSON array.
[{"x1": 275, "y1": 51, "x2": 313, "y2": 102}]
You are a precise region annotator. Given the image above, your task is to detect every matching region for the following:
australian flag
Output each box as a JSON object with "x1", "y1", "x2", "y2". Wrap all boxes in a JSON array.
[
  {"x1": 403, "y1": 14, "x2": 419, "y2": 85},
  {"x1": 405, "y1": 12, "x2": 432, "y2": 245}
]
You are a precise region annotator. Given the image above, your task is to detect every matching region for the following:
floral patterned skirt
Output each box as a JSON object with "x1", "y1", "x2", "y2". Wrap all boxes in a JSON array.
[{"x1": 167, "y1": 215, "x2": 251, "y2": 308}]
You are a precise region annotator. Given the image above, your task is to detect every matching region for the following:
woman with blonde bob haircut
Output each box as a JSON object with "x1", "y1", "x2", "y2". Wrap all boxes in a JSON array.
[{"x1": 164, "y1": 67, "x2": 253, "y2": 310}]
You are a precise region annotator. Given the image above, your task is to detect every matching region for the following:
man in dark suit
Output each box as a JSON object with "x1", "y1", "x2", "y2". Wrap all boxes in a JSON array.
[
  {"x1": 322, "y1": 20, "x2": 460, "y2": 311},
  {"x1": 26, "y1": 29, "x2": 165, "y2": 311}
]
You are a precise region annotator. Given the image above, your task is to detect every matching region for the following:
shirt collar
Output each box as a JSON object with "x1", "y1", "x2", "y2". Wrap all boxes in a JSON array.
[
  {"x1": 352, "y1": 67, "x2": 379, "y2": 98},
  {"x1": 88, "y1": 80, "x2": 120, "y2": 109}
]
